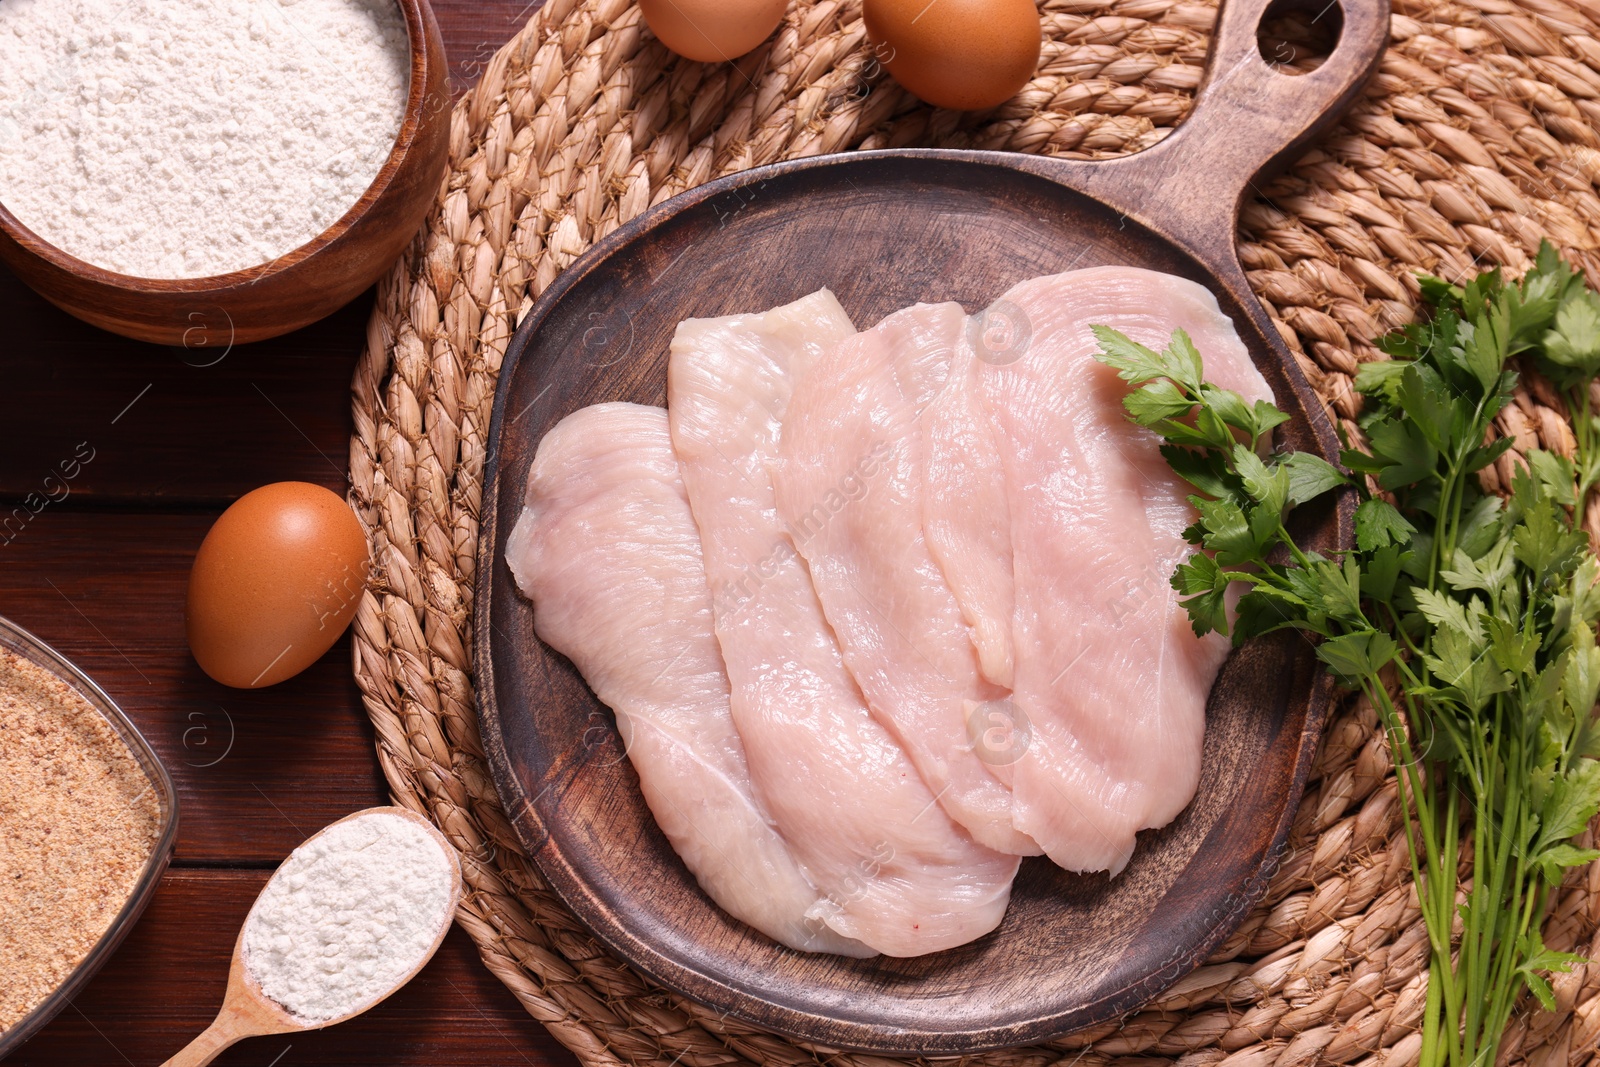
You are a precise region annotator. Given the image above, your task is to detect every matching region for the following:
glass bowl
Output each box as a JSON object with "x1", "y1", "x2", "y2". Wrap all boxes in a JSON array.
[{"x1": 0, "y1": 615, "x2": 178, "y2": 1060}]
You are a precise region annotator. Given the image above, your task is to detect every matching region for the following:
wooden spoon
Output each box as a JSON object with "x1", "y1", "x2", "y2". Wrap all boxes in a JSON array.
[{"x1": 159, "y1": 806, "x2": 462, "y2": 1067}]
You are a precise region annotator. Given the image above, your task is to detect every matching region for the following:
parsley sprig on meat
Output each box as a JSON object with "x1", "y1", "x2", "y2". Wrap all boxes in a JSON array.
[{"x1": 1094, "y1": 242, "x2": 1600, "y2": 1067}]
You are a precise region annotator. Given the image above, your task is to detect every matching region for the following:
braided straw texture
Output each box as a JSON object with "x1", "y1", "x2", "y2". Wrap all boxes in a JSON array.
[{"x1": 348, "y1": 1, "x2": 1600, "y2": 1064}]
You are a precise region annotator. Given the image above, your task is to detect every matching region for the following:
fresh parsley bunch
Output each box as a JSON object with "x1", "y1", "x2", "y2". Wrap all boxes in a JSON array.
[{"x1": 1093, "y1": 241, "x2": 1600, "y2": 1067}]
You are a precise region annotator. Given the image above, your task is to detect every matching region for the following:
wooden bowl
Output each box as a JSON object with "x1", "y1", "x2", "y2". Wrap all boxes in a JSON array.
[
  {"x1": 476, "y1": 157, "x2": 1347, "y2": 1054},
  {"x1": 0, "y1": 0, "x2": 450, "y2": 347},
  {"x1": 473, "y1": 0, "x2": 1382, "y2": 1052}
]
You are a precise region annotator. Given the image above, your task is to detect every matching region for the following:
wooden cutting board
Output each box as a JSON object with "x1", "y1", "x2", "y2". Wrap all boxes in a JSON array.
[{"x1": 475, "y1": 0, "x2": 1382, "y2": 1051}]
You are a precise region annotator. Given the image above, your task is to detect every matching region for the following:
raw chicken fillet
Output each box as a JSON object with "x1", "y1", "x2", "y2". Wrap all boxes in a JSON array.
[
  {"x1": 505, "y1": 402, "x2": 872, "y2": 957},
  {"x1": 504, "y1": 267, "x2": 1273, "y2": 957},
  {"x1": 958, "y1": 266, "x2": 1273, "y2": 872},
  {"x1": 774, "y1": 301, "x2": 1039, "y2": 856},
  {"x1": 669, "y1": 290, "x2": 1019, "y2": 956}
]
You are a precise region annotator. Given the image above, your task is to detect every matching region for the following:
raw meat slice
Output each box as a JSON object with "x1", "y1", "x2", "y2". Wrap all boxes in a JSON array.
[
  {"x1": 773, "y1": 301, "x2": 1039, "y2": 856},
  {"x1": 505, "y1": 402, "x2": 872, "y2": 957},
  {"x1": 668, "y1": 290, "x2": 1019, "y2": 957},
  {"x1": 925, "y1": 330, "x2": 1018, "y2": 689},
  {"x1": 971, "y1": 266, "x2": 1274, "y2": 873}
]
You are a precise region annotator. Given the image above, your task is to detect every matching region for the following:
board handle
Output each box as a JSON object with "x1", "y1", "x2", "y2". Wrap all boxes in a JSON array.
[{"x1": 1037, "y1": 0, "x2": 1389, "y2": 280}]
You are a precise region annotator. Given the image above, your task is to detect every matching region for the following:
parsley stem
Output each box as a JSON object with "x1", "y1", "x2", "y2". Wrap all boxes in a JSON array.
[
  {"x1": 1572, "y1": 383, "x2": 1597, "y2": 516},
  {"x1": 1420, "y1": 964, "x2": 1444, "y2": 1067}
]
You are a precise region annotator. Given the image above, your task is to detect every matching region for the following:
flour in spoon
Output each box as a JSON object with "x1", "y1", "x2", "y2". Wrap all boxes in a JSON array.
[
  {"x1": 0, "y1": 0, "x2": 409, "y2": 278},
  {"x1": 242, "y1": 812, "x2": 456, "y2": 1025}
]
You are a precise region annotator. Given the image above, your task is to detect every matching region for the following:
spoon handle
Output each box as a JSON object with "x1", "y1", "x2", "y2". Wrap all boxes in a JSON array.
[{"x1": 158, "y1": 1016, "x2": 246, "y2": 1067}]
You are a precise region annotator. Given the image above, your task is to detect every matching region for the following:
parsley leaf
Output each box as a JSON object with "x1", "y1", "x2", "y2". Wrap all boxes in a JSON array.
[
  {"x1": 1280, "y1": 452, "x2": 1347, "y2": 506},
  {"x1": 1092, "y1": 325, "x2": 1200, "y2": 391},
  {"x1": 1354, "y1": 498, "x2": 1415, "y2": 552}
]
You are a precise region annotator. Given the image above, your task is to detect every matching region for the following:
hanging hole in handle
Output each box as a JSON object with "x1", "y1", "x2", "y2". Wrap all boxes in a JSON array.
[{"x1": 1256, "y1": 0, "x2": 1344, "y2": 75}]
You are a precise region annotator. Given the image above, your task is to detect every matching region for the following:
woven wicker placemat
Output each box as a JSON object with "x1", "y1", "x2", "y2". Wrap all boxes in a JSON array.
[{"x1": 346, "y1": 1, "x2": 1600, "y2": 1063}]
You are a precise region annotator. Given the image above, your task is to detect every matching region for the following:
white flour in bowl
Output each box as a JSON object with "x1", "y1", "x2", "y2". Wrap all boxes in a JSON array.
[
  {"x1": 0, "y1": 0, "x2": 409, "y2": 279},
  {"x1": 242, "y1": 811, "x2": 456, "y2": 1025}
]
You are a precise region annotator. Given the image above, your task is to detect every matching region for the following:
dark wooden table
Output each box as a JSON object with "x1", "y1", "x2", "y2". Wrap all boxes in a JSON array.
[{"x1": 3, "y1": 5, "x2": 583, "y2": 1064}]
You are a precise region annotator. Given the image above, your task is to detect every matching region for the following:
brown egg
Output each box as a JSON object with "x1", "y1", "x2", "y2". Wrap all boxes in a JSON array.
[
  {"x1": 638, "y1": 0, "x2": 787, "y2": 63},
  {"x1": 865, "y1": 0, "x2": 1041, "y2": 111},
  {"x1": 186, "y1": 482, "x2": 370, "y2": 689}
]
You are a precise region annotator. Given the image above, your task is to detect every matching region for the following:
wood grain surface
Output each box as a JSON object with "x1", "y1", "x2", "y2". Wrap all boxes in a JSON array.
[
  {"x1": 473, "y1": 0, "x2": 1381, "y2": 1052},
  {"x1": 0, "y1": 511, "x2": 383, "y2": 863},
  {"x1": 9, "y1": 873, "x2": 559, "y2": 1066},
  {"x1": 2, "y1": 3, "x2": 579, "y2": 1064}
]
